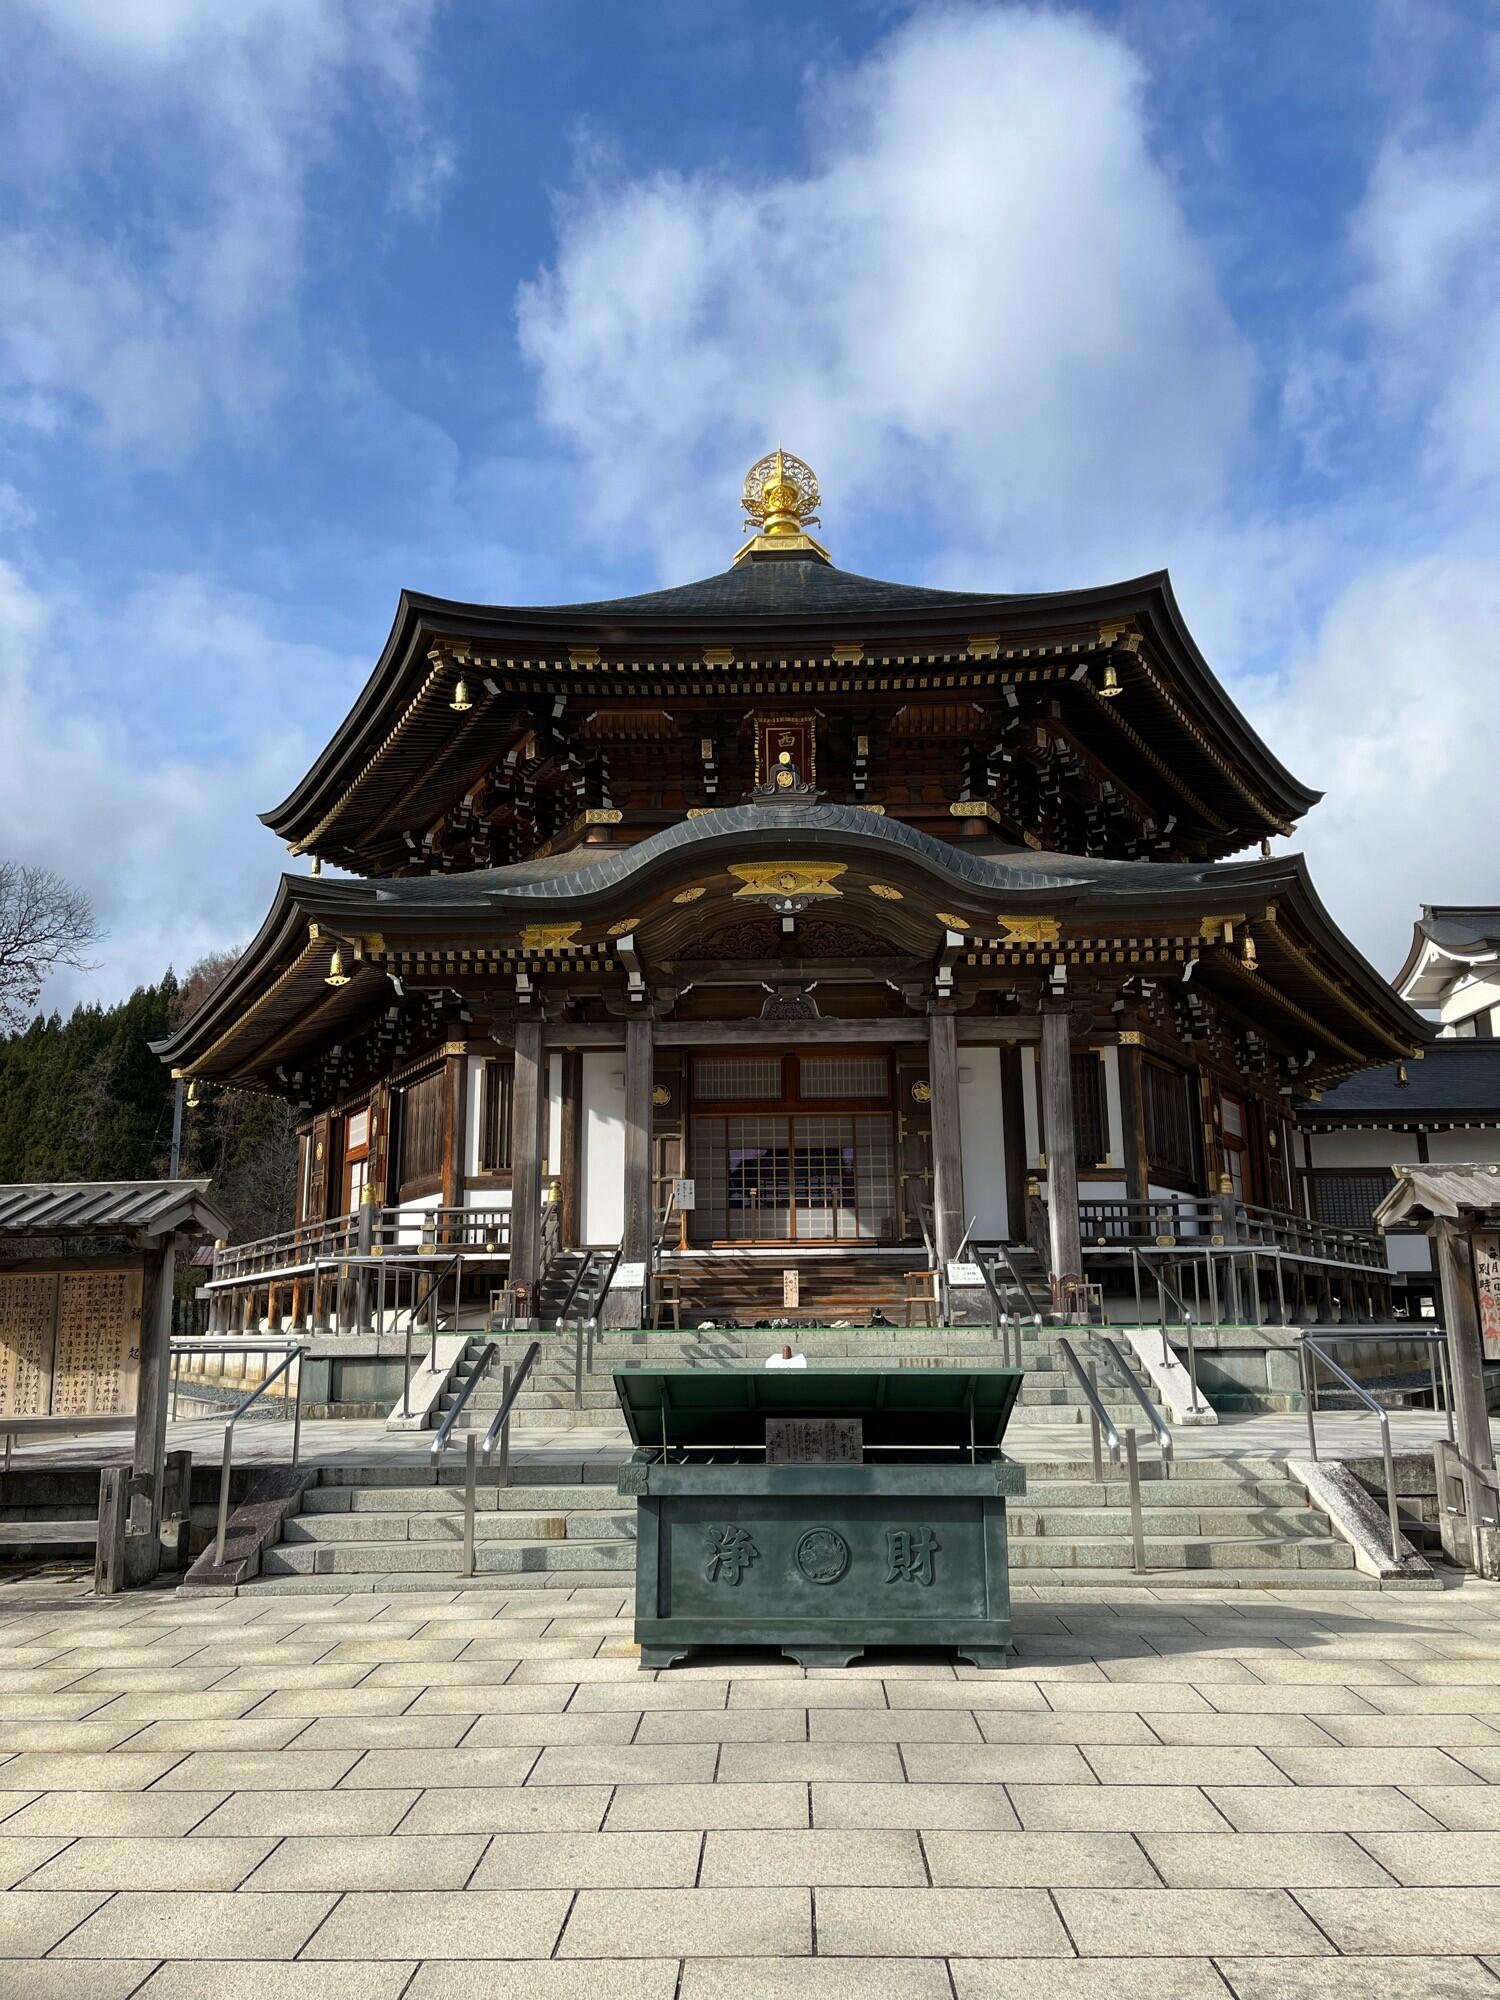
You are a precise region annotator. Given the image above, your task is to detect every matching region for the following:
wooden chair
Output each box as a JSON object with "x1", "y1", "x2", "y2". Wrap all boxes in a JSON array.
[{"x1": 654, "y1": 1271, "x2": 683, "y2": 1333}]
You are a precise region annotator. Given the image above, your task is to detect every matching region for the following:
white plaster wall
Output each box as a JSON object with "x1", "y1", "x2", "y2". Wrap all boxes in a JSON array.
[
  {"x1": 1306, "y1": 1129, "x2": 1420, "y2": 1168},
  {"x1": 958, "y1": 1048, "x2": 1008, "y2": 1238},
  {"x1": 1387, "y1": 1232, "x2": 1433, "y2": 1273},
  {"x1": 1101, "y1": 1046, "x2": 1124, "y2": 1169},
  {"x1": 464, "y1": 1056, "x2": 486, "y2": 1179},
  {"x1": 581, "y1": 1050, "x2": 627, "y2": 1246},
  {"x1": 1426, "y1": 1127, "x2": 1500, "y2": 1163},
  {"x1": 546, "y1": 1054, "x2": 563, "y2": 1179},
  {"x1": 1439, "y1": 972, "x2": 1500, "y2": 1031},
  {"x1": 393, "y1": 1189, "x2": 440, "y2": 1248}
]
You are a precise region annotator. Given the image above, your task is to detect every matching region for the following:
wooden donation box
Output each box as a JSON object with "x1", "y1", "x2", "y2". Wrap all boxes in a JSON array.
[
  {"x1": 0, "y1": 1265, "x2": 143, "y2": 1419},
  {"x1": 615, "y1": 1368, "x2": 1026, "y2": 1670}
]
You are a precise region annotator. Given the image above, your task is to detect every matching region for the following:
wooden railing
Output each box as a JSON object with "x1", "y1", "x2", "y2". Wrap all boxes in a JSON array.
[
  {"x1": 1077, "y1": 1194, "x2": 1387, "y2": 1273},
  {"x1": 209, "y1": 1204, "x2": 512, "y2": 1286}
]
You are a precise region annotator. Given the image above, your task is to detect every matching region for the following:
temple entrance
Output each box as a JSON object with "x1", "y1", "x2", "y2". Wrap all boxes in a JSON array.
[{"x1": 685, "y1": 1051, "x2": 898, "y2": 1244}]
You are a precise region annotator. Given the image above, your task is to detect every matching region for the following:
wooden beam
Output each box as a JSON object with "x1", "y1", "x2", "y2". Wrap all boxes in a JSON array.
[
  {"x1": 508, "y1": 1019, "x2": 547, "y2": 1310},
  {"x1": 441, "y1": 1052, "x2": 466, "y2": 1209},
  {"x1": 126, "y1": 1239, "x2": 175, "y2": 1588},
  {"x1": 928, "y1": 1010, "x2": 964, "y2": 1267},
  {"x1": 623, "y1": 1016, "x2": 654, "y2": 1263},
  {"x1": 1041, "y1": 1004, "x2": 1083, "y2": 1281},
  {"x1": 1433, "y1": 1217, "x2": 1500, "y2": 1579},
  {"x1": 1116, "y1": 1032, "x2": 1149, "y2": 1205},
  {"x1": 559, "y1": 1050, "x2": 583, "y2": 1247}
]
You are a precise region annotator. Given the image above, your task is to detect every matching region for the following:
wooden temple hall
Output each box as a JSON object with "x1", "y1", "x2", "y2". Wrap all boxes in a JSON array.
[{"x1": 157, "y1": 451, "x2": 1427, "y2": 1333}]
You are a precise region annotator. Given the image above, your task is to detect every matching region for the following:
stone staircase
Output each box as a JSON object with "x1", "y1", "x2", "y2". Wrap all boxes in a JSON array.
[{"x1": 253, "y1": 1452, "x2": 1384, "y2": 1593}]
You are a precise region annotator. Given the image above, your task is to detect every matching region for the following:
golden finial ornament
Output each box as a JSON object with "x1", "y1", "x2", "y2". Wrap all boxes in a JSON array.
[{"x1": 734, "y1": 448, "x2": 831, "y2": 566}]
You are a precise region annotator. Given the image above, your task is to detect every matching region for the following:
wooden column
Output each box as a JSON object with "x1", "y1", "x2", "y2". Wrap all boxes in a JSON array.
[
  {"x1": 126, "y1": 1237, "x2": 176, "y2": 1587},
  {"x1": 1116, "y1": 1030, "x2": 1150, "y2": 1205},
  {"x1": 623, "y1": 1015, "x2": 654, "y2": 1263},
  {"x1": 559, "y1": 1051, "x2": 583, "y2": 1246},
  {"x1": 509, "y1": 1020, "x2": 547, "y2": 1305},
  {"x1": 999, "y1": 1045, "x2": 1028, "y2": 1241},
  {"x1": 1041, "y1": 1004, "x2": 1083, "y2": 1281},
  {"x1": 927, "y1": 1009, "x2": 964, "y2": 1267},
  {"x1": 1433, "y1": 1217, "x2": 1500, "y2": 1578},
  {"x1": 442, "y1": 1052, "x2": 467, "y2": 1218}
]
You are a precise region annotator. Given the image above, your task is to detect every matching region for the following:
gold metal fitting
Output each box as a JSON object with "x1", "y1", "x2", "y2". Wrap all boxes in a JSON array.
[
  {"x1": 1099, "y1": 659, "x2": 1122, "y2": 697},
  {"x1": 1241, "y1": 932, "x2": 1258, "y2": 969},
  {"x1": 450, "y1": 678, "x2": 473, "y2": 713},
  {"x1": 325, "y1": 947, "x2": 350, "y2": 987}
]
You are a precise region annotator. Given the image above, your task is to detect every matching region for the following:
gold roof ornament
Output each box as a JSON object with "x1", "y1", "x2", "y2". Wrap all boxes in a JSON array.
[{"x1": 734, "y1": 448, "x2": 831, "y2": 566}]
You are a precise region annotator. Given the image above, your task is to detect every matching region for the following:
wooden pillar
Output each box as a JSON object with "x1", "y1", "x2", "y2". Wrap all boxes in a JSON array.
[
  {"x1": 1433, "y1": 1217, "x2": 1500, "y2": 1578},
  {"x1": 623, "y1": 1015, "x2": 654, "y2": 1263},
  {"x1": 559, "y1": 1051, "x2": 583, "y2": 1246},
  {"x1": 999, "y1": 1045, "x2": 1027, "y2": 1241},
  {"x1": 442, "y1": 1051, "x2": 467, "y2": 1216},
  {"x1": 1041, "y1": 1004, "x2": 1082, "y2": 1282},
  {"x1": 126, "y1": 1237, "x2": 176, "y2": 1587},
  {"x1": 509, "y1": 1019, "x2": 547, "y2": 1303},
  {"x1": 1116, "y1": 1030, "x2": 1150, "y2": 1206},
  {"x1": 927, "y1": 1009, "x2": 964, "y2": 1267}
]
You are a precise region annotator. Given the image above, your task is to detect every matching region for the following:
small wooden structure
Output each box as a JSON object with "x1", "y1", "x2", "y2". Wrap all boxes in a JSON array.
[
  {"x1": 1375, "y1": 1164, "x2": 1500, "y2": 1579},
  {"x1": 0, "y1": 1181, "x2": 230, "y2": 1588}
]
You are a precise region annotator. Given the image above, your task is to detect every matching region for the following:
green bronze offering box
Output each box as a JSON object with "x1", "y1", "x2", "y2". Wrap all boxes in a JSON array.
[{"x1": 615, "y1": 1368, "x2": 1026, "y2": 1670}]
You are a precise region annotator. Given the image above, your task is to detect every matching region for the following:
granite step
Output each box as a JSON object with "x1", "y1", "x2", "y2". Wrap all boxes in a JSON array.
[{"x1": 260, "y1": 1536, "x2": 637, "y2": 1577}]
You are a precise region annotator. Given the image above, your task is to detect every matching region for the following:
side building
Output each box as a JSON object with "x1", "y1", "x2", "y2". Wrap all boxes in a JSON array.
[
  {"x1": 156, "y1": 453, "x2": 1426, "y2": 1333},
  {"x1": 1298, "y1": 906, "x2": 1500, "y2": 1315}
]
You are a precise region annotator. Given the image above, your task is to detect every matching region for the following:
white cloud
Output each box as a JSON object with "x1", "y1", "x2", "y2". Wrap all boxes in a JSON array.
[
  {"x1": 0, "y1": 555, "x2": 363, "y2": 1006},
  {"x1": 1249, "y1": 551, "x2": 1500, "y2": 973},
  {"x1": 0, "y1": 0, "x2": 452, "y2": 457},
  {"x1": 517, "y1": 5, "x2": 1253, "y2": 583}
]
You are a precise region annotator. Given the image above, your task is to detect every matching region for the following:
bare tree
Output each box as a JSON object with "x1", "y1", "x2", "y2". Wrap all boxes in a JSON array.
[{"x1": 0, "y1": 862, "x2": 103, "y2": 1030}]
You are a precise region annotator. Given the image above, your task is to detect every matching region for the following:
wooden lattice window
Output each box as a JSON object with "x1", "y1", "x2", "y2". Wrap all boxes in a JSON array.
[
  {"x1": 478, "y1": 1059, "x2": 514, "y2": 1173},
  {"x1": 1143, "y1": 1059, "x2": 1199, "y2": 1185}
]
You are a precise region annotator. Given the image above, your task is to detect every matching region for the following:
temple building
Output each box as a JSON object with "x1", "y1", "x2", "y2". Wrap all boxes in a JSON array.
[{"x1": 157, "y1": 451, "x2": 1427, "y2": 1332}]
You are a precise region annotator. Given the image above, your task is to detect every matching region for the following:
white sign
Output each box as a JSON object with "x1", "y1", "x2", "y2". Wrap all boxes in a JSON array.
[
  {"x1": 947, "y1": 1261, "x2": 984, "y2": 1289},
  {"x1": 673, "y1": 1178, "x2": 696, "y2": 1211},
  {"x1": 1475, "y1": 1232, "x2": 1500, "y2": 1363},
  {"x1": 611, "y1": 1261, "x2": 647, "y2": 1291}
]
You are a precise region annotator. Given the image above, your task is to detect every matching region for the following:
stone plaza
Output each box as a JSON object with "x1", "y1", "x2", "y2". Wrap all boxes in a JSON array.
[{"x1": 4, "y1": 1559, "x2": 1500, "y2": 1997}]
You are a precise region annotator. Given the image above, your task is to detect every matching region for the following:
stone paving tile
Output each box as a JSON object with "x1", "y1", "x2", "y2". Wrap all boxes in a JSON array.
[
  {"x1": 1197, "y1": 1683, "x2": 1378, "y2": 1714},
  {"x1": 1316, "y1": 1713, "x2": 1500, "y2": 1747},
  {"x1": 817, "y1": 1781, "x2": 1036, "y2": 1836},
  {"x1": 27, "y1": 1833, "x2": 280, "y2": 1890},
  {"x1": 340, "y1": 1746, "x2": 539, "y2": 1788},
  {"x1": 1265, "y1": 1745, "x2": 1489, "y2": 1786},
  {"x1": 528, "y1": 1743, "x2": 716, "y2": 1786},
  {"x1": 408, "y1": 1964, "x2": 679, "y2": 2000},
  {"x1": 192, "y1": 1789, "x2": 420, "y2": 1837},
  {"x1": 635, "y1": 1708, "x2": 806, "y2": 1744},
  {"x1": 284, "y1": 1714, "x2": 474, "y2": 1750},
  {"x1": 923, "y1": 1830, "x2": 1156, "y2": 1887},
  {"x1": 725, "y1": 1680, "x2": 888, "y2": 1710},
  {"x1": 135, "y1": 1966, "x2": 415, "y2": 2000},
  {"x1": 605, "y1": 1783, "x2": 810, "y2": 1831},
  {"x1": 50, "y1": 1889, "x2": 338, "y2": 1960},
  {"x1": 902, "y1": 1742, "x2": 1095, "y2": 1785},
  {"x1": 1402, "y1": 1786, "x2": 1500, "y2": 1830},
  {"x1": 465, "y1": 1710, "x2": 641, "y2": 1746},
  {"x1": 154, "y1": 1748, "x2": 363, "y2": 1791},
  {"x1": 0, "y1": 1751, "x2": 187, "y2": 1791},
  {"x1": 679, "y1": 1959, "x2": 953, "y2": 1999},
  {"x1": 399, "y1": 1783, "x2": 612, "y2": 1834},
  {"x1": 1009, "y1": 1786, "x2": 1229, "y2": 1833},
  {"x1": 950, "y1": 1962, "x2": 1233, "y2": 1999},
  {"x1": 1058, "y1": 1886, "x2": 1334, "y2": 1957},
  {"x1": 1084, "y1": 1745, "x2": 1292, "y2": 1786},
  {"x1": 0, "y1": 1833, "x2": 70, "y2": 1886},
  {"x1": 805, "y1": 1709, "x2": 982, "y2": 1743},
  {"x1": 559, "y1": 1886, "x2": 811, "y2": 1959},
  {"x1": 1355, "y1": 1831, "x2": 1500, "y2": 1885},
  {"x1": 246, "y1": 1831, "x2": 487, "y2": 1890},
  {"x1": 1140, "y1": 1830, "x2": 1390, "y2": 1886},
  {"x1": 0, "y1": 1719, "x2": 151, "y2": 1753},
  {"x1": 1364, "y1": 1684, "x2": 1500, "y2": 1714},
  {"x1": 715, "y1": 1743, "x2": 906, "y2": 1784},
  {"x1": 115, "y1": 1717, "x2": 313, "y2": 1753},
  {"x1": 1, "y1": 1790, "x2": 226, "y2": 1836},
  {"x1": 468, "y1": 1829, "x2": 700, "y2": 1888},
  {"x1": 816, "y1": 1884, "x2": 1070, "y2": 1958},
  {"x1": 973, "y1": 1712, "x2": 1157, "y2": 1746},
  {"x1": 0, "y1": 1964, "x2": 160, "y2": 2000},
  {"x1": 1214, "y1": 1960, "x2": 1500, "y2": 1999},
  {"x1": 1033, "y1": 1683, "x2": 1215, "y2": 1713},
  {"x1": 700, "y1": 1828, "x2": 926, "y2": 1886},
  {"x1": 304, "y1": 1887, "x2": 572, "y2": 1960},
  {"x1": 1205, "y1": 1785, "x2": 1446, "y2": 1831},
  {"x1": 1140, "y1": 1713, "x2": 1337, "y2": 1747},
  {"x1": 882, "y1": 1681, "x2": 1049, "y2": 1711},
  {"x1": 1297, "y1": 1886, "x2": 1500, "y2": 1954}
]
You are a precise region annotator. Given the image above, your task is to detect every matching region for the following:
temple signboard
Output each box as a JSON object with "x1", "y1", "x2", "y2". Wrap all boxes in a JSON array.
[
  {"x1": 0, "y1": 1263, "x2": 142, "y2": 1418},
  {"x1": 1475, "y1": 1232, "x2": 1500, "y2": 1362}
]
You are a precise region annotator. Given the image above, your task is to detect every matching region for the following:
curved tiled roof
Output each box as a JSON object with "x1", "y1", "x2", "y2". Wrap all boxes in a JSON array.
[{"x1": 1302, "y1": 1040, "x2": 1500, "y2": 1120}]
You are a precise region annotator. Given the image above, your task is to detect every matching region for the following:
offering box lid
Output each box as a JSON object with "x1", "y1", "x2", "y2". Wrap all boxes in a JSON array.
[{"x1": 612, "y1": 1366, "x2": 1024, "y2": 1451}]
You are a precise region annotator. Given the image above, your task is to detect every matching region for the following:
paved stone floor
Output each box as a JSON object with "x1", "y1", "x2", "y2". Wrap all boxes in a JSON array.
[{"x1": 3, "y1": 1568, "x2": 1500, "y2": 1995}]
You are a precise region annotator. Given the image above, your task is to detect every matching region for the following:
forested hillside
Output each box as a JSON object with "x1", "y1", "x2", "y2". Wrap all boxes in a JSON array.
[{"x1": 0, "y1": 955, "x2": 297, "y2": 1244}]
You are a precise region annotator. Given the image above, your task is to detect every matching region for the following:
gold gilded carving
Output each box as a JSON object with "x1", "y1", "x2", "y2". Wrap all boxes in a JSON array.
[
  {"x1": 967, "y1": 635, "x2": 1000, "y2": 660},
  {"x1": 673, "y1": 886, "x2": 707, "y2": 904},
  {"x1": 911, "y1": 1081, "x2": 932, "y2": 1104},
  {"x1": 935, "y1": 912, "x2": 970, "y2": 930},
  {"x1": 832, "y1": 643, "x2": 864, "y2": 665},
  {"x1": 742, "y1": 448, "x2": 820, "y2": 535},
  {"x1": 608, "y1": 918, "x2": 643, "y2": 935},
  {"x1": 703, "y1": 647, "x2": 736, "y2": 668},
  {"x1": 568, "y1": 646, "x2": 600, "y2": 666},
  {"x1": 1097, "y1": 620, "x2": 1144, "y2": 652},
  {"x1": 1198, "y1": 914, "x2": 1244, "y2": 942},
  {"x1": 729, "y1": 862, "x2": 846, "y2": 901},
  {"x1": 1118, "y1": 1029, "x2": 1145, "y2": 1046},
  {"x1": 520, "y1": 924, "x2": 580, "y2": 952},
  {"x1": 651, "y1": 1084, "x2": 671, "y2": 1106},
  {"x1": 869, "y1": 883, "x2": 903, "y2": 901},
  {"x1": 988, "y1": 916, "x2": 1062, "y2": 946},
  {"x1": 948, "y1": 800, "x2": 999, "y2": 822}
]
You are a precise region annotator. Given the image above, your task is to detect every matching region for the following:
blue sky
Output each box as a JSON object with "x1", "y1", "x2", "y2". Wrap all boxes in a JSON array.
[{"x1": 1, "y1": 0, "x2": 1497, "y2": 1007}]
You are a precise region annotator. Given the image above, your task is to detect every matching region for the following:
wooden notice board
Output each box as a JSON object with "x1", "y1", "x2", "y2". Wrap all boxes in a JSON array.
[{"x1": 0, "y1": 1264, "x2": 143, "y2": 1418}]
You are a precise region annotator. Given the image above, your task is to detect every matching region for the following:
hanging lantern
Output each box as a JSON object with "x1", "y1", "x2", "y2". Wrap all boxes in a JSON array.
[
  {"x1": 186, "y1": 1080, "x2": 201, "y2": 1107},
  {"x1": 1241, "y1": 932, "x2": 1258, "y2": 969},
  {"x1": 325, "y1": 947, "x2": 350, "y2": 987},
  {"x1": 1099, "y1": 659, "x2": 1122, "y2": 697},
  {"x1": 450, "y1": 678, "x2": 473, "y2": 713}
]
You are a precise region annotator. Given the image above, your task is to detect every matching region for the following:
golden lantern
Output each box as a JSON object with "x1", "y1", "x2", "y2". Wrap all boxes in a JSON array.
[
  {"x1": 450, "y1": 677, "x2": 473, "y2": 713},
  {"x1": 1099, "y1": 659, "x2": 1122, "y2": 697},
  {"x1": 325, "y1": 947, "x2": 350, "y2": 987}
]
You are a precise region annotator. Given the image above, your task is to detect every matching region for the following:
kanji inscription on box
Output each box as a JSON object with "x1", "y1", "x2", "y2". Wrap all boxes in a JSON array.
[{"x1": 765, "y1": 1417, "x2": 863, "y2": 1465}]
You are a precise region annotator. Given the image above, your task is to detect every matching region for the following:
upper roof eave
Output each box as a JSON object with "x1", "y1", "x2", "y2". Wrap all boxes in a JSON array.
[{"x1": 260, "y1": 566, "x2": 1320, "y2": 846}]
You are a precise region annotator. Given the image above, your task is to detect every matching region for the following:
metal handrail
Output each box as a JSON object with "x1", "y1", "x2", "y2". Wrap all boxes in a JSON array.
[
  {"x1": 1129, "y1": 1250, "x2": 1204, "y2": 1413},
  {"x1": 213, "y1": 1344, "x2": 306, "y2": 1566},
  {"x1": 1057, "y1": 1336, "x2": 1147, "y2": 1573},
  {"x1": 1098, "y1": 1336, "x2": 1173, "y2": 1473},
  {"x1": 430, "y1": 1340, "x2": 498, "y2": 1460},
  {"x1": 480, "y1": 1340, "x2": 542, "y2": 1492},
  {"x1": 995, "y1": 1239, "x2": 1044, "y2": 1322},
  {"x1": 1300, "y1": 1334, "x2": 1405, "y2": 1565},
  {"x1": 403, "y1": 1253, "x2": 462, "y2": 1418},
  {"x1": 575, "y1": 1244, "x2": 623, "y2": 1405}
]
